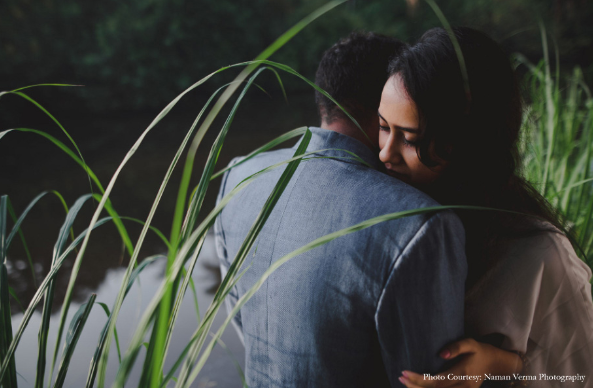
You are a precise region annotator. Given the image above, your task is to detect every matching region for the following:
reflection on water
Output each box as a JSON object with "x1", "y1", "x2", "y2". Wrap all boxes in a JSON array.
[{"x1": 11, "y1": 233, "x2": 246, "y2": 387}]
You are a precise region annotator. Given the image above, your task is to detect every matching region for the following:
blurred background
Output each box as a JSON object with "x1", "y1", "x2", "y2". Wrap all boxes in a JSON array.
[
  {"x1": 2, "y1": 0, "x2": 593, "y2": 112},
  {"x1": 1, "y1": 0, "x2": 592, "y2": 386}
]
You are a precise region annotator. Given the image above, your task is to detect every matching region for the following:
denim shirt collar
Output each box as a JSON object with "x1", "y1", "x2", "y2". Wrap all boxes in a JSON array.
[{"x1": 292, "y1": 127, "x2": 382, "y2": 170}]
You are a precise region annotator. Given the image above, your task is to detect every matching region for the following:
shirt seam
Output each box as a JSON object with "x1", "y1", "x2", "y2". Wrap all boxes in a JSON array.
[
  {"x1": 266, "y1": 160, "x2": 306, "y2": 380},
  {"x1": 373, "y1": 212, "x2": 440, "y2": 318}
]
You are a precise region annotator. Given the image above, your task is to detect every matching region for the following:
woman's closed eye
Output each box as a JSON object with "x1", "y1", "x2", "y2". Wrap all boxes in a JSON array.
[
  {"x1": 379, "y1": 124, "x2": 418, "y2": 147},
  {"x1": 402, "y1": 137, "x2": 418, "y2": 147}
]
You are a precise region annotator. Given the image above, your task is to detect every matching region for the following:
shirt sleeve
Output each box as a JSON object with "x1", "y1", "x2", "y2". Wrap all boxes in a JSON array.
[
  {"x1": 375, "y1": 211, "x2": 467, "y2": 385},
  {"x1": 520, "y1": 232, "x2": 593, "y2": 385}
]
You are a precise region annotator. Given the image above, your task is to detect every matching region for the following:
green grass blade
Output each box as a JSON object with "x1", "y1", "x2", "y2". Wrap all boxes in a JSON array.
[
  {"x1": 539, "y1": 21, "x2": 557, "y2": 195},
  {"x1": 189, "y1": 206, "x2": 502, "y2": 383},
  {"x1": 84, "y1": 255, "x2": 164, "y2": 388},
  {"x1": 8, "y1": 286, "x2": 25, "y2": 314},
  {"x1": 5, "y1": 84, "x2": 82, "y2": 93},
  {"x1": 0, "y1": 196, "x2": 18, "y2": 388},
  {"x1": 243, "y1": 59, "x2": 365, "y2": 138},
  {"x1": 0, "y1": 128, "x2": 103, "y2": 191},
  {"x1": 96, "y1": 303, "x2": 122, "y2": 364},
  {"x1": 133, "y1": 87, "x2": 237, "y2": 384},
  {"x1": 211, "y1": 127, "x2": 307, "y2": 180},
  {"x1": 149, "y1": 66, "x2": 268, "y2": 380},
  {"x1": 41, "y1": 195, "x2": 93, "y2": 388},
  {"x1": 158, "y1": 234, "x2": 207, "y2": 376},
  {"x1": 112, "y1": 140, "x2": 317, "y2": 387},
  {"x1": 8, "y1": 91, "x2": 94, "y2": 195},
  {"x1": 0, "y1": 217, "x2": 112, "y2": 382},
  {"x1": 209, "y1": 335, "x2": 247, "y2": 388},
  {"x1": 160, "y1": 264, "x2": 250, "y2": 388},
  {"x1": 425, "y1": 0, "x2": 471, "y2": 107},
  {"x1": 92, "y1": 63, "x2": 237, "y2": 388},
  {"x1": 117, "y1": 4, "x2": 347, "y2": 385},
  {"x1": 53, "y1": 294, "x2": 97, "y2": 388},
  {"x1": 0, "y1": 129, "x2": 135, "y2": 258},
  {"x1": 175, "y1": 129, "x2": 312, "y2": 387},
  {"x1": 5, "y1": 192, "x2": 47, "y2": 255},
  {"x1": 0, "y1": 262, "x2": 18, "y2": 388},
  {"x1": 117, "y1": 216, "x2": 171, "y2": 250},
  {"x1": 6, "y1": 196, "x2": 41, "y2": 288},
  {"x1": 181, "y1": 267, "x2": 200, "y2": 322}
]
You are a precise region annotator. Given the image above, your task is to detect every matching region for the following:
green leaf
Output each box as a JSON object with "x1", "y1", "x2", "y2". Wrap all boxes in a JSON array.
[
  {"x1": 0, "y1": 217, "x2": 113, "y2": 382},
  {"x1": 0, "y1": 196, "x2": 18, "y2": 388},
  {"x1": 53, "y1": 294, "x2": 97, "y2": 388}
]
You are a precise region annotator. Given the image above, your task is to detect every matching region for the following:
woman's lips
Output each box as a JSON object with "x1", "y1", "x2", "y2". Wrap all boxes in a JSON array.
[{"x1": 384, "y1": 165, "x2": 409, "y2": 182}]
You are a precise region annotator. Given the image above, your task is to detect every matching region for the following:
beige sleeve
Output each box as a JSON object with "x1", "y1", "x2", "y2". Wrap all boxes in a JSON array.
[
  {"x1": 520, "y1": 233, "x2": 593, "y2": 385},
  {"x1": 464, "y1": 229, "x2": 593, "y2": 387}
]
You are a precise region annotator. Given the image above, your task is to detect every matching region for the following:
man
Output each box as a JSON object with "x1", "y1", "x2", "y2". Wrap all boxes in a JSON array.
[{"x1": 214, "y1": 32, "x2": 467, "y2": 387}]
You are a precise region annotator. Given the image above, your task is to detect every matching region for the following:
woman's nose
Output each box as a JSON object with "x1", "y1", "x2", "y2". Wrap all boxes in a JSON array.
[{"x1": 379, "y1": 134, "x2": 402, "y2": 164}]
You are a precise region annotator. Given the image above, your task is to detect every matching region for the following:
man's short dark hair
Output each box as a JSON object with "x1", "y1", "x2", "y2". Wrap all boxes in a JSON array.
[{"x1": 315, "y1": 32, "x2": 405, "y2": 125}]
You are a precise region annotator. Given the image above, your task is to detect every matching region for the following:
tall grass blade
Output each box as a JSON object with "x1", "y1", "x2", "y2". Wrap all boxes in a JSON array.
[
  {"x1": 112, "y1": 137, "x2": 318, "y2": 387},
  {"x1": 174, "y1": 129, "x2": 312, "y2": 388},
  {"x1": 0, "y1": 128, "x2": 135, "y2": 258},
  {"x1": 104, "y1": 3, "x2": 346, "y2": 385},
  {"x1": 5, "y1": 92, "x2": 94, "y2": 196},
  {"x1": 4, "y1": 84, "x2": 81, "y2": 94},
  {"x1": 6, "y1": 193, "x2": 47, "y2": 288},
  {"x1": 96, "y1": 303, "x2": 122, "y2": 364},
  {"x1": 8, "y1": 286, "x2": 25, "y2": 314},
  {"x1": 209, "y1": 335, "x2": 247, "y2": 388},
  {"x1": 137, "y1": 80, "x2": 252, "y2": 387},
  {"x1": 0, "y1": 196, "x2": 18, "y2": 388},
  {"x1": 5, "y1": 192, "x2": 47, "y2": 249},
  {"x1": 84, "y1": 255, "x2": 164, "y2": 388},
  {"x1": 189, "y1": 205, "x2": 512, "y2": 385},
  {"x1": 425, "y1": 0, "x2": 471, "y2": 107},
  {"x1": 92, "y1": 63, "x2": 240, "y2": 388},
  {"x1": 211, "y1": 127, "x2": 307, "y2": 180},
  {"x1": 41, "y1": 194, "x2": 93, "y2": 388},
  {"x1": 151, "y1": 67, "x2": 298, "y2": 378},
  {"x1": 53, "y1": 293, "x2": 97, "y2": 388},
  {"x1": 539, "y1": 21, "x2": 557, "y2": 195},
  {"x1": 0, "y1": 217, "x2": 112, "y2": 382}
]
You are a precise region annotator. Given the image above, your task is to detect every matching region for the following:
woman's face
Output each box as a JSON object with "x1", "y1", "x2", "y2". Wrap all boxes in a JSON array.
[{"x1": 378, "y1": 74, "x2": 446, "y2": 189}]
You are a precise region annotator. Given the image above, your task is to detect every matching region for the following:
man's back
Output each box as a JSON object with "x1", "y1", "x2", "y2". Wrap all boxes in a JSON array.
[{"x1": 214, "y1": 127, "x2": 466, "y2": 387}]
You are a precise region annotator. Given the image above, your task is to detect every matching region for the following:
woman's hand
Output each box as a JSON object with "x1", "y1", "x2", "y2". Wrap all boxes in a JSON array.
[{"x1": 398, "y1": 338, "x2": 524, "y2": 388}]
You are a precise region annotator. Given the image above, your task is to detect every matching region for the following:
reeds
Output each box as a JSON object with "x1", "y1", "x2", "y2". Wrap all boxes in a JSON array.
[{"x1": 517, "y1": 25, "x2": 593, "y2": 267}]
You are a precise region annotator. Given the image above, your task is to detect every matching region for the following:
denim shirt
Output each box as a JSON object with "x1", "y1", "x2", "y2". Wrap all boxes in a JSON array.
[{"x1": 214, "y1": 127, "x2": 467, "y2": 387}]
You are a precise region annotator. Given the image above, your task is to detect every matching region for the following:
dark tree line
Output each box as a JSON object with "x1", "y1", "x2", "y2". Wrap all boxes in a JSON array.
[{"x1": 1, "y1": 0, "x2": 592, "y2": 112}]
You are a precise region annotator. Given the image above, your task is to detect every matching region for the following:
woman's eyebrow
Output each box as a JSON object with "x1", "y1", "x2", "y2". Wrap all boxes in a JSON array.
[{"x1": 377, "y1": 111, "x2": 419, "y2": 133}]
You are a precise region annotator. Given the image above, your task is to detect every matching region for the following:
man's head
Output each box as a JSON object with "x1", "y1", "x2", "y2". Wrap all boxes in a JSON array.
[{"x1": 315, "y1": 32, "x2": 405, "y2": 148}]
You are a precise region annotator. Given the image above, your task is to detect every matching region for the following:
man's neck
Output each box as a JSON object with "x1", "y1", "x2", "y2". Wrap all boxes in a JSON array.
[{"x1": 320, "y1": 119, "x2": 377, "y2": 151}]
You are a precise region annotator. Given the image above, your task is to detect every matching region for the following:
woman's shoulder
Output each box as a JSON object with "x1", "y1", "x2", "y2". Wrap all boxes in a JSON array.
[
  {"x1": 465, "y1": 219, "x2": 593, "y2": 353},
  {"x1": 496, "y1": 219, "x2": 592, "y2": 284}
]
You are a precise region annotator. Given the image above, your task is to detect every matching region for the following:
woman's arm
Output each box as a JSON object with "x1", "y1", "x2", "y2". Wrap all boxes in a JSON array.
[{"x1": 398, "y1": 338, "x2": 524, "y2": 388}]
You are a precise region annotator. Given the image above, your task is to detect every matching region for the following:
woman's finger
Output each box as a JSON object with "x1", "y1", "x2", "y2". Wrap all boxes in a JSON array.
[
  {"x1": 400, "y1": 371, "x2": 436, "y2": 387},
  {"x1": 440, "y1": 338, "x2": 479, "y2": 359}
]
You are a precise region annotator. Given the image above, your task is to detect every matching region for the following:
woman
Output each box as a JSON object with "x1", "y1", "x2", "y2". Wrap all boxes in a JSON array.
[{"x1": 376, "y1": 27, "x2": 593, "y2": 387}]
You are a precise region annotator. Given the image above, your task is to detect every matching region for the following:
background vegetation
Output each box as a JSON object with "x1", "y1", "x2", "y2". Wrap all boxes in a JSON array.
[{"x1": 2, "y1": 0, "x2": 593, "y2": 112}]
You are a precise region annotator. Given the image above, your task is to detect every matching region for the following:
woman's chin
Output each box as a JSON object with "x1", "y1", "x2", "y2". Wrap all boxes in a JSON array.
[{"x1": 386, "y1": 169, "x2": 411, "y2": 184}]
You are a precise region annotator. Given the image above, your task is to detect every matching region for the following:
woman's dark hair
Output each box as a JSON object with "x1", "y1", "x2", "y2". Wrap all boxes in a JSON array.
[{"x1": 388, "y1": 27, "x2": 565, "y2": 287}]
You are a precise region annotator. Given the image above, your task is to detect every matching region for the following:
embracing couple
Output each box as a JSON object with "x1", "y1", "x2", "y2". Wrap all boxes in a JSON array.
[{"x1": 214, "y1": 28, "x2": 593, "y2": 387}]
